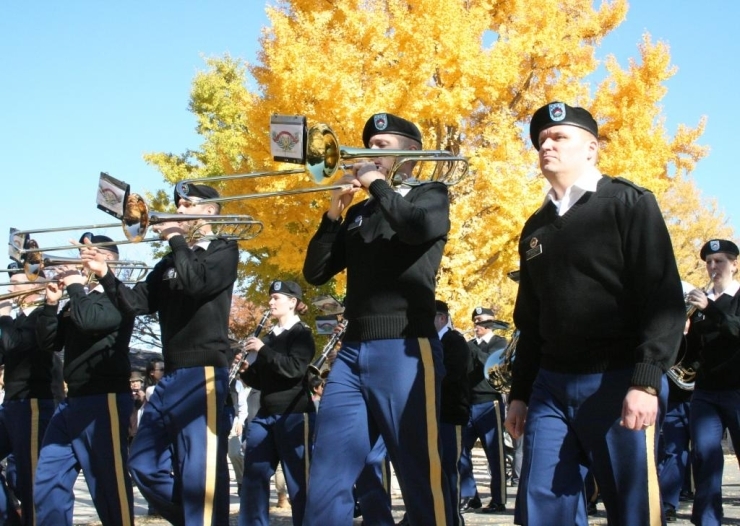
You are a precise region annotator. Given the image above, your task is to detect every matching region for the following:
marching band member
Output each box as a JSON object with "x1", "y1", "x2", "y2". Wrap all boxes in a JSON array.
[
  {"x1": 685, "y1": 239, "x2": 740, "y2": 525},
  {"x1": 0, "y1": 270, "x2": 55, "y2": 525},
  {"x1": 35, "y1": 235, "x2": 135, "y2": 526},
  {"x1": 436, "y1": 300, "x2": 472, "y2": 526},
  {"x1": 303, "y1": 113, "x2": 452, "y2": 525},
  {"x1": 86, "y1": 184, "x2": 237, "y2": 525},
  {"x1": 237, "y1": 280, "x2": 315, "y2": 526},
  {"x1": 505, "y1": 102, "x2": 685, "y2": 526},
  {"x1": 459, "y1": 306, "x2": 507, "y2": 514}
]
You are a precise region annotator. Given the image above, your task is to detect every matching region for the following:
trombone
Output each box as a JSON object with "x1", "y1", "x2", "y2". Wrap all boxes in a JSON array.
[
  {"x1": 21, "y1": 254, "x2": 151, "y2": 282},
  {"x1": 119, "y1": 194, "x2": 263, "y2": 243},
  {"x1": 0, "y1": 285, "x2": 47, "y2": 308},
  {"x1": 9, "y1": 195, "x2": 263, "y2": 257},
  {"x1": 173, "y1": 123, "x2": 469, "y2": 205}
]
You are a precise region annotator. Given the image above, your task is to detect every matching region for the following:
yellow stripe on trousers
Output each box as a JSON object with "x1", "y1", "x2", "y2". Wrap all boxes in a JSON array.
[
  {"x1": 203, "y1": 366, "x2": 218, "y2": 525},
  {"x1": 30, "y1": 399, "x2": 39, "y2": 526},
  {"x1": 419, "y1": 337, "x2": 447, "y2": 525},
  {"x1": 645, "y1": 424, "x2": 662, "y2": 526},
  {"x1": 493, "y1": 400, "x2": 507, "y2": 504},
  {"x1": 107, "y1": 393, "x2": 132, "y2": 526}
]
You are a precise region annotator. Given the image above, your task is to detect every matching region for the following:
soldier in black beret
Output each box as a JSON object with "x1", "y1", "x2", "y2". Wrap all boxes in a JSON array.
[
  {"x1": 506, "y1": 101, "x2": 685, "y2": 524},
  {"x1": 35, "y1": 230, "x2": 135, "y2": 523},
  {"x1": 303, "y1": 111, "x2": 452, "y2": 524},
  {"x1": 84, "y1": 180, "x2": 238, "y2": 524},
  {"x1": 459, "y1": 305, "x2": 509, "y2": 514},
  {"x1": 684, "y1": 238, "x2": 740, "y2": 523},
  {"x1": 238, "y1": 279, "x2": 315, "y2": 525}
]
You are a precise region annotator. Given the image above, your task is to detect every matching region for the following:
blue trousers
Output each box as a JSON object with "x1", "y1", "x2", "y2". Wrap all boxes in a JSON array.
[
  {"x1": 658, "y1": 400, "x2": 691, "y2": 510},
  {"x1": 516, "y1": 369, "x2": 666, "y2": 526},
  {"x1": 440, "y1": 422, "x2": 464, "y2": 526},
  {"x1": 238, "y1": 411, "x2": 314, "y2": 526},
  {"x1": 459, "y1": 398, "x2": 506, "y2": 504},
  {"x1": 129, "y1": 366, "x2": 230, "y2": 526},
  {"x1": 35, "y1": 393, "x2": 134, "y2": 526},
  {"x1": 304, "y1": 338, "x2": 451, "y2": 526},
  {"x1": 690, "y1": 388, "x2": 740, "y2": 526},
  {"x1": 354, "y1": 436, "x2": 393, "y2": 525},
  {"x1": 0, "y1": 399, "x2": 54, "y2": 526}
]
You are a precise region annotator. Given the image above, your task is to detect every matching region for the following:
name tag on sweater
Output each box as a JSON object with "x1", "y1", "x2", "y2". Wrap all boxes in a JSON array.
[
  {"x1": 347, "y1": 215, "x2": 363, "y2": 231},
  {"x1": 526, "y1": 244, "x2": 542, "y2": 260}
]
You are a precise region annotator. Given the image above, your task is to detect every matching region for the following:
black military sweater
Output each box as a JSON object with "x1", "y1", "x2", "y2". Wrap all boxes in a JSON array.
[
  {"x1": 100, "y1": 236, "x2": 238, "y2": 371},
  {"x1": 303, "y1": 180, "x2": 450, "y2": 341},
  {"x1": 0, "y1": 308, "x2": 54, "y2": 400},
  {"x1": 686, "y1": 288, "x2": 740, "y2": 390},
  {"x1": 36, "y1": 284, "x2": 133, "y2": 397},
  {"x1": 511, "y1": 176, "x2": 685, "y2": 403},
  {"x1": 241, "y1": 322, "x2": 315, "y2": 416},
  {"x1": 440, "y1": 328, "x2": 472, "y2": 425}
]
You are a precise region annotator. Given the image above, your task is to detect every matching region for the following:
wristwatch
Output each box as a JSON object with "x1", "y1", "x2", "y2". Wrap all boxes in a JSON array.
[{"x1": 634, "y1": 385, "x2": 658, "y2": 396}]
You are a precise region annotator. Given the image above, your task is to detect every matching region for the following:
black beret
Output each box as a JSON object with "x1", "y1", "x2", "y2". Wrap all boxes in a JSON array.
[
  {"x1": 700, "y1": 239, "x2": 740, "y2": 261},
  {"x1": 362, "y1": 113, "x2": 422, "y2": 148},
  {"x1": 6, "y1": 262, "x2": 22, "y2": 276},
  {"x1": 174, "y1": 183, "x2": 220, "y2": 206},
  {"x1": 269, "y1": 280, "x2": 303, "y2": 301},
  {"x1": 471, "y1": 306, "x2": 495, "y2": 321},
  {"x1": 435, "y1": 300, "x2": 449, "y2": 315},
  {"x1": 529, "y1": 102, "x2": 598, "y2": 150},
  {"x1": 78, "y1": 232, "x2": 118, "y2": 255}
]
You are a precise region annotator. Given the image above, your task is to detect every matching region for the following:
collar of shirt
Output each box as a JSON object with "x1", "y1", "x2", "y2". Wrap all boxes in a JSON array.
[
  {"x1": 89, "y1": 283, "x2": 105, "y2": 294},
  {"x1": 708, "y1": 280, "x2": 740, "y2": 300},
  {"x1": 476, "y1": 331, "x2": 494, "y2": 345},
  {"x1": 192, "y1": 239, "x2": 211, "y2": 252},
  {"x1": 437, "y1": 322, "x2": 452, "y2": 340},
  {"x1": 541, "y1": 166, "x2": 602, "y2": 216},
  {"x1": 20, "y1": 304, "x2": 38, "y2": 317},
  {"x1": 396, "y1": 185, "x2": 412, "y2": 197},
  {"x1": 271, "y1": 314, "x2": 301, "y2": 336}
]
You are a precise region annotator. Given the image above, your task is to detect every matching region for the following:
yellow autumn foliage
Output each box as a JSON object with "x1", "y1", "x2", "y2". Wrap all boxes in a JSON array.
[{"x1": 145, "y1": 0, "x2": 729, "y2": 332}]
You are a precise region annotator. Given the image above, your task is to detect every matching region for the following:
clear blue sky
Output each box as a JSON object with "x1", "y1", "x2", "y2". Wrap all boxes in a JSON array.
[{"x1": 1, "y1": 1, "x2": 737, "y2": 267}]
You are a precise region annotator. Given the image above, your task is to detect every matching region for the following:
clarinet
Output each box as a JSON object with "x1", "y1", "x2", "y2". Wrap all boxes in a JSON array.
[
  {"x1": 228, "y1": 309, "x2": 271, "y2": 384},
  {"x1": 308, "y1": 319, "x2": 348, "y2": 377}
]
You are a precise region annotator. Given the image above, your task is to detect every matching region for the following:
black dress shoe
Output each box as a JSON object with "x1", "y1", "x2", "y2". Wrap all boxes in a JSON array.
[
  {"x1": 665, "y1": 505, "x2": 677, "y2": 522},
  {"x1": 459, "y1": 494, "x2": 482, "y2": 513},
  {"x1": 479, "y1": 501, "x2": 506, "y2": 514},
  {"x1": 679, "y1": 490, "x2": 694, "y2": 502}
]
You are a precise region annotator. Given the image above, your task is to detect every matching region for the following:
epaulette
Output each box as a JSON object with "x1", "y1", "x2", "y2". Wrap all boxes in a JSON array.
[
  {"x1": 610, "y1": 176, "x2": 649, "y2": 194},
  {"x1": 299, "y1": 321, "x2": 311, "y2": 331}
]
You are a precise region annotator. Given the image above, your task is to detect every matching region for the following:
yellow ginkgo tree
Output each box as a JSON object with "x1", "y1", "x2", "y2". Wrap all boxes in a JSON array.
[{"x1": 145, "y1": 0, "x2": 724, "y2": 330}]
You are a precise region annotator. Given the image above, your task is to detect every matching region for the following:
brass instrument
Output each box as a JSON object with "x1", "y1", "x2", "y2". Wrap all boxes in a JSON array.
[
  {"x1": 173, "y1": 123, "x2": 469, "y2": 205},
  {"x1": 485, "y1": 329, "x2": 519, "y2": 394},
  {"x1": 22, "y1": 254, "x2": 150, "y2": 282},
  {"x1": 120, "y1": 194, "x2": 263, "y2": 243},
  {"x1": 9, "y1": 193, "x2": 263, "y2": 258},
  {"x1": 228, "y1": 309, "x2": 272, "y2": 384},
  {"x1": 0, "y1": 285, "x2": 47, "y2": 308},
  {"x1": 308, "y1": 319, "x2": 348, "y2": 377},
  {"x1": 668, "y1": 275, "x2": 717, "y2": 391}
]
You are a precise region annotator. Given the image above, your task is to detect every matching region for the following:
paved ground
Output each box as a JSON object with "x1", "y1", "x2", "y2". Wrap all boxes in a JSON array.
[{"x1": 72, "y1": 447, "x2": 740, "y2": 525}]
